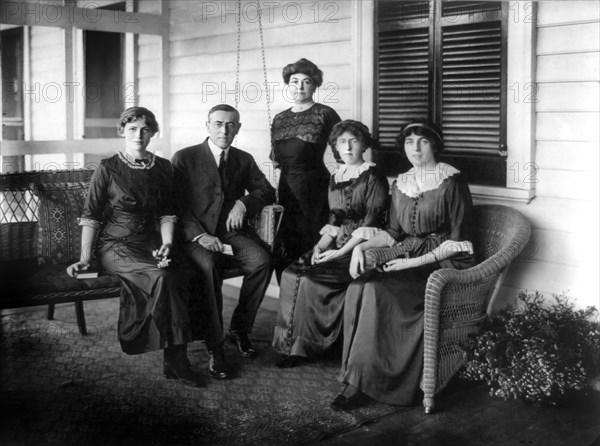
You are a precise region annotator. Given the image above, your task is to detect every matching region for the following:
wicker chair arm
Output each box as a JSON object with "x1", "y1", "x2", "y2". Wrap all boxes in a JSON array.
[
  {"x1": 421, "y1": 208, "x2": 531, "y2": 413},
  {"x1": 248, "y1": 204, "x2": 284, "y2": 252}
]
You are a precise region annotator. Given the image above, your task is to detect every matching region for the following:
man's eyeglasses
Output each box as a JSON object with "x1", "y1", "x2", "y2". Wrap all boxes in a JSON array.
[{"x1": 211, "y1": 122, "x2": 238, "y2": 131}]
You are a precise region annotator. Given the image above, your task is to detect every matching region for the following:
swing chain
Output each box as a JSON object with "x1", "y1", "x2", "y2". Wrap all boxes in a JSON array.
[
  {"x1": 234, "y1": 1, "x2": 271, "y2": 129},
  {"x1": 257, "y1": 3, "x2": 271, "y2": 129},
  {"x1": 235, "y1": 0, "x2": 242, "y2": 109}
]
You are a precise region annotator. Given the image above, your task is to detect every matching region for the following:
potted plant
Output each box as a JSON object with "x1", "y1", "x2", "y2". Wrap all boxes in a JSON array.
[{"x1": 461, "y1": 291, "x2": 600, "y2": 405}]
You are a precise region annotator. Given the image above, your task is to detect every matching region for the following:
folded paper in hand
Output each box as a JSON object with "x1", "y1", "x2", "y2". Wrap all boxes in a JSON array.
[{"x1": 222, "y1": 244, "x2": 234, "y2": 255}]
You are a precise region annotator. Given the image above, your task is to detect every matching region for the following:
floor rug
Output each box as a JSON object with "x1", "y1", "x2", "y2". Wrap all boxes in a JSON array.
[{"x1": 1, "y1": 296, "x2": 403, "y2": 445}]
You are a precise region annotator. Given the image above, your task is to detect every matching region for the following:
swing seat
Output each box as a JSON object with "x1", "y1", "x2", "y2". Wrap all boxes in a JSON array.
[
  {"x1": 0, "y1": 169, "x2": 283, "y2": 335},
  {"x1": 221, "y1": 203, "x2": 284, "y2": 279}
]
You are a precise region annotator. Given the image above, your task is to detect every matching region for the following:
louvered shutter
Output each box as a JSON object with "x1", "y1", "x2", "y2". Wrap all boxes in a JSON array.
[
  {"x1": 374, "y1": 0, "x2": 431, "y2": 176},
  {"x1": 437, "y1": 2, "x2": 507, "y2": 185},
  {"x1": 374, "y1": 0, "x2": 507, "y2": 186}
]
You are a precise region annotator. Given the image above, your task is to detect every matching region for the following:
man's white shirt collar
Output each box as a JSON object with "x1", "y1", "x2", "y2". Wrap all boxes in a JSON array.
[{"x1": 207, "y1": 138, "x2": 229, "y2": 165}]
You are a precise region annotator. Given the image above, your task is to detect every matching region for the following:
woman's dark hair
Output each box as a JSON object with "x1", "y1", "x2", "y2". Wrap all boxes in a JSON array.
[
  {"x1": 282, "y1": 58, "x2": 323, "y2": 87},
  {"x1": 395, "y1": 120, "x2": 444, "y2": 158},
  {"x1": 117, "y1": 107, "x2": 159, "y2": 136},
  {"x1": 329, "y1": 120, "x2": 373, "y2": 152}
]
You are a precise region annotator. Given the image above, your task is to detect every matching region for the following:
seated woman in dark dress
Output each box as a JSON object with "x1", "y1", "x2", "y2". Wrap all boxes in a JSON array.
[
  {"x1": 272, "y1": 120, "x2": 389, "y2": 368},
  {"x1": 331, "y1": 120, "x2": 475, "y2": 411},
  {"x1": 66, "y1": 107, "x2": 197, "y2": 387},
  {"x1": 270, "y1": 58, "x2": 341, "y2": 278}
]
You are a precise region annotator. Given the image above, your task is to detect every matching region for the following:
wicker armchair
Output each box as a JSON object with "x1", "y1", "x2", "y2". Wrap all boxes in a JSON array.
[
  {"x1": 421, "y1": 204, "x2": 531, "y2": 413},
  {"x1": 1, "y1": 169, "x2": 283, "y2": 335}
]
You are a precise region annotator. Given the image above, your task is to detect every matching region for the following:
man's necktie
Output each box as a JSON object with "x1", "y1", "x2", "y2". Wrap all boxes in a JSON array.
[{"x1": 218, "y1": 151, "x2": 226, "y2": 182}]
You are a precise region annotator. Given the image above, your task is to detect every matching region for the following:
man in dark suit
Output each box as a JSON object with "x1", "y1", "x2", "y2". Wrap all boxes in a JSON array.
[{"x1": 172, "y1": 104, "x2": 276, "y2": 379}]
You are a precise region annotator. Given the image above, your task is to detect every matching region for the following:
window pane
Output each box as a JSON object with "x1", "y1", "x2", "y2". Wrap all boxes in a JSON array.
[
  {"x1": 30, "y1": 26, "x2": 67, "y2": 141},
  {"x1": 84, "y1": 30, "x2": 124, "y2": 139},
  {"x1": 1, "y1": 27, "x2": 24, "y2": 142}
]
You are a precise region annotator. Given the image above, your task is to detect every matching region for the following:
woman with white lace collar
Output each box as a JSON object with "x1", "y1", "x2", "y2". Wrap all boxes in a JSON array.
[
  {"x1": 272, "y1": 120, "x2": 389, "y2": 368},
  {"x1": 331, "y1": 120, "x2": 475, "y2": 411}
]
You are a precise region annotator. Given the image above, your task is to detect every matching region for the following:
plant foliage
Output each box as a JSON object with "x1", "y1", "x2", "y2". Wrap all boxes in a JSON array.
[{"x1": 461, "y1": 291, "x2": 600, "y2": 405}]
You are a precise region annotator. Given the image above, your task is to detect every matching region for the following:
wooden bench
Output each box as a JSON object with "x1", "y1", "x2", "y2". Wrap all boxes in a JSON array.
[{"x1": 0, "y1": 169, "x2": 283, "y2": 335}]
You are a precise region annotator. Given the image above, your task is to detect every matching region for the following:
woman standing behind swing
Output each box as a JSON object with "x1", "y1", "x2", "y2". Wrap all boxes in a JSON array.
[{"x1": 271, "y1": 58, "x2": 341, "y2": 277}]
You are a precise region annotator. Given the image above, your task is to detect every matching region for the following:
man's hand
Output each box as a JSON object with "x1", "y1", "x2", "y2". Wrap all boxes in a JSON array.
[
  {"x1": 226, "y1": 201, "x2": 246, "y2": 232},
  {"x1": 198, "y1": 234, "x2": 224, "y2": 252}
]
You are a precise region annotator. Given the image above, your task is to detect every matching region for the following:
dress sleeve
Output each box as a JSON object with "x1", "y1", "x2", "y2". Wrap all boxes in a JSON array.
[
  {"x1": 269, "y1": 114, "x2": 282, "y2": 167},
  {"x1": 319, "y1": 224, "x2": 340, "y2": 238},
  {"x1": 446, "y1": 176, "x2": 474, "y2": 242},
  {"x1": 348, "y1": 171, "x2": 389, "y2": 240},
  {"x1": 157, "y1": 160, "x2": 177, "y2": 220},
  {"x1": 440, "y1": 176, "x2": 475, "y2": 268},
  {"x1": 79, "y1": 162, "x2": 109, "y2": 229}
]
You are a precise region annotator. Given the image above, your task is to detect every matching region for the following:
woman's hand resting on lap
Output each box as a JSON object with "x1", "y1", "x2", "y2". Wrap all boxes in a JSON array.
[
  {"x1": 349, "y1": 246, "x2": 365, "y2": 279},
  {"x1": 315, "y1": 249, "x2": 340, "y2": 264},
  {"x1": 382, "y1": 257, "x2": 415, "y2": 272},
  {"x1": 66, "y1": 261, "x2": 90, "y2": 277},
  {"x1": 438, "y1": 240, "x2": 473, "y2": 256}
]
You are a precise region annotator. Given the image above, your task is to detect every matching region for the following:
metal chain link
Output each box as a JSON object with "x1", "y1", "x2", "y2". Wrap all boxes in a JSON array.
[
  {"x1": 235, "y1": 1, "x2": 278, "y2": 197},
  {"x1": 235, "y1": 0, "x2": 242, "y2": 109},
  {"x1": 256, "y1": 1, "x2": 278, "y2": 200},
  {"x1": 257, "y1": 3, "x2": 272, "y2": 129}
]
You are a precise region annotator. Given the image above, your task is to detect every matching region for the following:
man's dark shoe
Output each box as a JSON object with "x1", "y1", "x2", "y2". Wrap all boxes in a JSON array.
[
  {"x1": 226, "y1": 330, "x2": 257, "y2": 358},
  {"x1": 208, "y1": 345, "x2": 230, "y2": 380}
]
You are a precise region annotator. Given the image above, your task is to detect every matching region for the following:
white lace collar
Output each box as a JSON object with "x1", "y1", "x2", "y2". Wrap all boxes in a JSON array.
[
  {"x1": 333, "y1": 161, "x2": 375, "y2": 184},
  {"x1": 396, "y1": 162, "x2": 460, "y2": 197},
  {"x1": 118, "y1": 151, "x2": 156, "y2": 170}
]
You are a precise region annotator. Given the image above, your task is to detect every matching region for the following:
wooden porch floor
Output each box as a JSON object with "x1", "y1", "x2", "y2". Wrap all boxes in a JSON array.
[{"x1": 319, "y1": 376, "x2": 600, "y2": 446}]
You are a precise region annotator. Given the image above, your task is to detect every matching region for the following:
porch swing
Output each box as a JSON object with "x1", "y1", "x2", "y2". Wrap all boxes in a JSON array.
[
  {"x1": 224, "y1": 0, "x2": 283, "y2": 269},
  {"x1": 232, "y1": 0, "x2": 272, "y2": 132}
]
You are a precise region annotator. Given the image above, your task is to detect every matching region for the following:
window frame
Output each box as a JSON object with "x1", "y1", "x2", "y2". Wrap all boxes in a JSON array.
[
  {"x1": 354, "y1": 0, "x2": 537, "y2": 204},
  {"x1": 0, "y1": 0, "x2": 170, "y2": 170}
]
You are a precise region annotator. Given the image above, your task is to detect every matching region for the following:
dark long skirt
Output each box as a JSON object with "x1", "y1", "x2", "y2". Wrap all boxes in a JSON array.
[
  {"x1": 338, "y1": 263, "x2": 438, "y2": 406},
  {"x1": 276, "y1": 169, "x2": 330, "y2": 274},
  {"x1": 272, "y1": 252, "x2": 354, "y2": 358},
  {"x1": 100, "y1": 235, "x2": 193, "y2": 355}
]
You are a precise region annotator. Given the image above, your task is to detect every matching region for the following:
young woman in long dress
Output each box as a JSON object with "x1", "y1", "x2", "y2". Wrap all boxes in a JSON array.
[
  {"x1": 272, "y1": 120, "x2": 389, "y2": 368},
  {"x1": 331, "y1": 120, "x2": 475, "y2": 410},
  {"x1": 67, "y1": 107, "x2": 197, "y2": 387}
]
